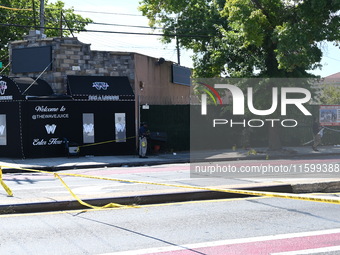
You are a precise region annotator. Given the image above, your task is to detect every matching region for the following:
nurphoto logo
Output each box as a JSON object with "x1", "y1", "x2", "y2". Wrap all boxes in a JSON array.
[{"x1": 198, "y1": 80, "x2": 312, "y2": 128}]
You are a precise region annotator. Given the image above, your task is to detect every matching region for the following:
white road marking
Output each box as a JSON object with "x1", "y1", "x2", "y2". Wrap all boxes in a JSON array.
[
  {"x1": 101, "y1": 228, "x2": 340, "y2": 255},
  {"x1": 271, "y1": 245, "x2": 340, "y2": 255}
]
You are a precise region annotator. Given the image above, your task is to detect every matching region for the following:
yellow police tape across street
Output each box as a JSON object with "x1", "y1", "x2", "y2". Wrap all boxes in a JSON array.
[
  {"x1": 53, "y1": 173, "x2": 134, "y2": 209},
  {"x1": 0, "y1": 166, "x2": 135, "y2": 209},
  {"x1": 0, "y1": 169, "x2": 13, "y2": 197},
  {"x1": 77, "y1": 136, "x2": 137, "y2": 150},
  {"x1": 65, "y1": 136, "x2": 137, "y2": 155},
  {"x1": 0, "y1": 165, "x2": 340, "y2": 211}
]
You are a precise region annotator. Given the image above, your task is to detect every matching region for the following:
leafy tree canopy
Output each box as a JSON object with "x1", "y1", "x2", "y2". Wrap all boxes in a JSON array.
[
  {"x1": 140, "y1": 0, "x2": 340, "y2": 150},
  {"x1": 320, "y1": 84, "x2": 340, "y2": 104},
  {"x1": 139, "y1": 0, "x2": 340, "y2": 78},
  {"x1": 0, "y1": 0, "x2": 92, "y2": 73}
]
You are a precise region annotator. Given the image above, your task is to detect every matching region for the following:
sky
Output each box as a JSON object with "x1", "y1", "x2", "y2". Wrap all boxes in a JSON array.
[{"x1": 51, "y1": 0, "x2": 339, "y2": 78}]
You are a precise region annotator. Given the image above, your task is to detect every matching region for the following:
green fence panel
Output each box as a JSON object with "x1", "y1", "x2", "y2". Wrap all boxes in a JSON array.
[
  {"x1": 141, "y1": 105, "x2": 190, "y2": 151},
  {"x1": 141, "y1": 104, "x2": 340, "y2": 151}
]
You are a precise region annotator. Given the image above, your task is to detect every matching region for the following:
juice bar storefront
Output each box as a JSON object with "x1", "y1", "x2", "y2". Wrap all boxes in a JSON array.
[{"x1": 0, "y1": 75, "x2": 135, "y2": 158}]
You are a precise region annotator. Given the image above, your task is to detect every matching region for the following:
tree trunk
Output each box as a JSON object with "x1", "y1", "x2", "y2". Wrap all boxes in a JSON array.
[{"x1": 268, "y1": 124, "x2": 282, "y2": 150}]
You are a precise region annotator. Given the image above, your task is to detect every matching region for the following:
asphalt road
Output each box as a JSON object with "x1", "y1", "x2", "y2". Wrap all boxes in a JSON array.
[
  {"x1": 1, "y1": 194, "x2": 340, "y2": 255},
  {"x1": 1, "y1": 157, "x2": 340, "y2": 254}
]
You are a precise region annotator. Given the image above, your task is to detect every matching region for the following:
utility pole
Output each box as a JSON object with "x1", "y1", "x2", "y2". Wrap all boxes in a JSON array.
[
  {"x1": 60, "y1": 10, "x2": 63, "y2": 38},
  {"x1": 39, "y1": 0, "x2": 45, "y2": 34},
  {"x1": 176, "y1": 36, "x2": 181, "y2": 65},
  {"x1": 175, "y1": 15, "x2": 181, "y2": 65},
  {"x1": 32, "y1": 0, "x2": 37, "y2": 30}
]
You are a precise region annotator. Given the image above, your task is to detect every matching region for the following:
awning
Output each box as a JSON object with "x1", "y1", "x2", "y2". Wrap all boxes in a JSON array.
[
  {"x1": 67, "y1": 75, "x2": 134, "y2": 101},
  {"x1": 11, "y1": 77, "x2": 54, "y2": 97},
  {"x1": 0, "y1": 75, "x2": 21, "y2": 100}
]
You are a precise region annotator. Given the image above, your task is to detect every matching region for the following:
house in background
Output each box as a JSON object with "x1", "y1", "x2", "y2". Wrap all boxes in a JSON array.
[{"x1": 324, "y1": 72, "x2": 340, "y2": 79}]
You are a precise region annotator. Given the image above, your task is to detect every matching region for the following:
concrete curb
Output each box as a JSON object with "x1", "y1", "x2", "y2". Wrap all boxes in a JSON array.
[
  {"x1": 0, "y1": 184, "x2": 291, "y2": 214},
  {"x1": 292, "y1": 181, "x2": 340, "y2": 193},
  {"x1": 1, "y1": 181, "x2": 340, "y2": 215}
]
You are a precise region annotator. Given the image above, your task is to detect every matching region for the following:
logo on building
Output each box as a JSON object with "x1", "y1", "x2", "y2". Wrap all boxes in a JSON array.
[
  {"x1": 45, "y1": 124, "x2": 57, "y2": 134},
  {"x1": 92, "y1": 82, "x2": 109, "y2": 90},
  {"x1": 0, "y1": 77, "x2": 7, "y2": 95},
  {"x1": 0, "y1": 125, "x2": 5, "y2": 135},
  {"x1": 83, "y1": 123, "x2": 94, "y2": 134}
]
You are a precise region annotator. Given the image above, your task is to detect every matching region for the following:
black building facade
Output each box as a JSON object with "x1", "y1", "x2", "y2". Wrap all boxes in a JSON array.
[{"x1": 0, "y1": 75, "x2": 135, "y2": 158}]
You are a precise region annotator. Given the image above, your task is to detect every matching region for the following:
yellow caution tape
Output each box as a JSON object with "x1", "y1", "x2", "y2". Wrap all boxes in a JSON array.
[
  {"x1": 247, "y1": 149, "x2": 257, "y2": 155},
  {"x1": 1, "y1": 165, "x2": 340, "y2": 206},
  {"x1": 0, "y1": 166, "x2": 135, "y2": 210},
  {"x1": 0, "y1": 168, "x2": 13, "y2": 197},
  {"x1": 55, "y1": 170, "x2": 340, "y2": 205},
  {"x1": 53, "y1": 173, "x2": 130, "y2": 209},
  {"x1": 64, "y1": 173, "x2": 340, "y2": 205},
  {"x1": 77, "y1": 136, "x2": 136, "y2": 149}
]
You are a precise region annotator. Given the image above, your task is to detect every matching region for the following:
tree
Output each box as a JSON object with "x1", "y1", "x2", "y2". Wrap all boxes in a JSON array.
[
  {"x1": 139, "y1": 0, "x2": 340, "y2": 149},
  {"x1": 320, "y1": 85, "x2": 340, "y2": 104},
  {"x1": 0, "y1": 0, "x2": 92, "y2": 74}
]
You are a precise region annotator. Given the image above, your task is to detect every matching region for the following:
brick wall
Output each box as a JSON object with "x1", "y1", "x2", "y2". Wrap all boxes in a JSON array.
[
  {"x1": 9, "y1": 35, "x2": 135, "y2": 94},
  {"x1": 9, "y1": 32, "x2": 192, "y2": 106}
]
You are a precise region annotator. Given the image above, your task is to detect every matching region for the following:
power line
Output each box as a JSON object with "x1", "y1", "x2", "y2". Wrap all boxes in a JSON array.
[
  {"x1": 0, "y1": 13, "x2": 37, "y2": 21},
  {"x1": 80, "y1": 21, "x2": 162, "y2": 30},
  {"x1": 43, "y1": 5, "x2": 145, "y2": 17},
  {"x1": 80, "y1": 33, "x2": 177, "y2": 53},
  {"x1": 0, "y1": 13, "x2": 163, "y2": 30},
  {"x1": 0, "y1": 13, "x2": 217, "y2": 35},
  {"x1": 0, "y1": 12, "x2": 200, "y2": 33},
  {"x1": 0, "y1": 23, "x2": 214, "y2": 38},
  {"x1": 72, "y1": 9, "x2": 143, "y2": 17},
  {"x1": 325, "y1": 55, "x2": 340, "y2": 62},
  {"x1": 52, "y1": 16, "x2": 162, "y2": 30},
  {"x1": 0, "y1": 13, "x2": 160, "y2": 30}
]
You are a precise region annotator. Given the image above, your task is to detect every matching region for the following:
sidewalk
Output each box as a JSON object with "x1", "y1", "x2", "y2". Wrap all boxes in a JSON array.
[
  {"x1": 1, "y1": 145, "x2": 340, "y2": 171},
  {"x1": 0, "y1": 145, "x2": 340, "y2": 214}
]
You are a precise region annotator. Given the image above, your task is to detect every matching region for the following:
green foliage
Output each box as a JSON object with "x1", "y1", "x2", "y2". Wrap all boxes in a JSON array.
[
  {"x1": 139, "y1": 0, "x2": 339, "y2": 149},
  {"x1": 320, "y1": 85, "x2": 340, "y2": 105},
  {"x1": 139, "y1": 0, "x2": 229, "y2": 77},
  {"x1": 0, "y1": 0, "x2": 92, "y2": 74},
  {"x1": 44, "y1": 1, "x2": 92, "y2": 37},
  {"x1": 139, "y1": 0, "x2": 340, "y2": 78}
]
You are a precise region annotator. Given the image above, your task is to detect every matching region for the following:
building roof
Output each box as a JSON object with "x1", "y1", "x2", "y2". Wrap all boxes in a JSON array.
[
  {"x1": 325, "y1": 72, "x2": 340, "y2": 79},
  {"x1": 323, "y1": 72, "x2": 340, "y2": 86}
]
